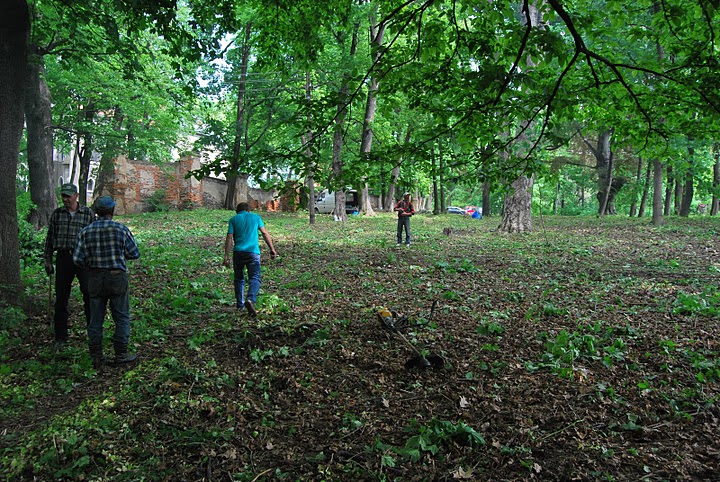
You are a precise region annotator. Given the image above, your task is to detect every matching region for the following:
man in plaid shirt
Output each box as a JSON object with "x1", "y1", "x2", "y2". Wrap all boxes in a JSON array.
[
  {"x1": 73, "y1": 196, "x2": 140, "y2": 368},
  {"x1": 43, "y1": 183, "x2": 95, "y2": 350},
  {"x1": 394, "y1": 192, "x2": 415, "y2": 246}
]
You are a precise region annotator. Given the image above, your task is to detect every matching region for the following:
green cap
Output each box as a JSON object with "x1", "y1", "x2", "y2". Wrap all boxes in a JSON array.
[{"x1": 60, "y1": 183, "x2": 78, "y2": 196}]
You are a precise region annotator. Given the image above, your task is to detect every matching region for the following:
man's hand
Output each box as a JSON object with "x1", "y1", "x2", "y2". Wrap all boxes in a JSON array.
[
  {"x1": 270, "y1": 250, "x2": 278, "y2": 260},
  {"x1": 44, "y1": 262, "x2": 54, "y2": 276},
  {"x1": 223, "y1": 257, "x2": 231, "y2": 268}
]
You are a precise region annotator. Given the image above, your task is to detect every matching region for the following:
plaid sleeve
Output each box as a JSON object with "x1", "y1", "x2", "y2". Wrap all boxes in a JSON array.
[
  {"x1": 124, "y1": 227, "x2": 140, "y2": 260},
  {"x1": 43, "y1": 210, "x2": 59, "y2": 262}
]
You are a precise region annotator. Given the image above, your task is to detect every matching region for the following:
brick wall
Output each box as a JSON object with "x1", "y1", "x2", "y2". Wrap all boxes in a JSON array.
[{"x1": 99, "y1": 155, "x2": 298, "y2": 214}]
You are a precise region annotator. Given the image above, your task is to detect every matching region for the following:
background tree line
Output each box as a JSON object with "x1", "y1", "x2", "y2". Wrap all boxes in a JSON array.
[{"x1": 1, "y1": 0, "x2": 719, "y2": 303}]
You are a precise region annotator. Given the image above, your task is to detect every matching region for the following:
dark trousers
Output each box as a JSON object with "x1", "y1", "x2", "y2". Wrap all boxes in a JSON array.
[
  {"x1": 87, "y1": 269, "x2": 131, "y2": 348},
  {"x1": 397, "y1": 216, "x2": 411, "y2": 244},
  {"x1": 54, "y1": 250, "x2": 90, "y2": 341}
]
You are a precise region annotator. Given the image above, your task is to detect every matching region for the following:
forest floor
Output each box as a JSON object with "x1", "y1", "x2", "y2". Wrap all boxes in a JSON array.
[{"x1": 1, "y1": 211, "x2": 719, "y2": 481}]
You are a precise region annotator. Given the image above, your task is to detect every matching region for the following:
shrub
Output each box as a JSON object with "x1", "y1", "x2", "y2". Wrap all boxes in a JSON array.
[
  {"x1": 146, "y1": 189, "x2": 171, "y2": 212},
  {"x1": 16, "y1": 192, "x2": 44, "y2": 266}
]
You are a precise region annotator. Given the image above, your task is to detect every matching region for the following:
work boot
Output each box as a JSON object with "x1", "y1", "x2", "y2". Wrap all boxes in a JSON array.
[
  {"x1": 113, "y1": 342, "x2": 138, "y2": 365},
  {"x1": 244, "y1": 300, "x2": 257, "y2": 317},
  {"x1": 89, "y1": 342, "x2": 105, "y2": 369}
]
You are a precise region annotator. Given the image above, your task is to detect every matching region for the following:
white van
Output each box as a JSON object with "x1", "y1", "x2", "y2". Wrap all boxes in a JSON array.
[{"x1": 314, "y1": 189, "x2": 360, "y2": 214}]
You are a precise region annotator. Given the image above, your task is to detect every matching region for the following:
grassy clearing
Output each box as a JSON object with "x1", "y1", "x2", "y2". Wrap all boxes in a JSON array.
[{"x1": 1, "y1": 210, "x2": 719, "y2": 480}]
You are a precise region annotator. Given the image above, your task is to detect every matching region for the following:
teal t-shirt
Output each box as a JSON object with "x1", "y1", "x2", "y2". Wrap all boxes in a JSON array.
[{"x1": 227, "y1": 211, "x2": 265, "y2": 254}]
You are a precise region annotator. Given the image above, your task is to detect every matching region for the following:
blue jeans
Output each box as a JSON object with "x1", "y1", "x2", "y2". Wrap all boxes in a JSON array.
[
  {"x1": 233, "y1": 252, "x2": 261, "y2": 307},
  {"x1": 87, "y1": 270, "x2": 131, "y2": 347}
]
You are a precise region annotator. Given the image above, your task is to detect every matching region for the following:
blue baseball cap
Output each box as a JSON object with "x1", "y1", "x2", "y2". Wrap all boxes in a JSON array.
[{"x1": 96, "y1": 196, "x2": 116, "y2": 209}]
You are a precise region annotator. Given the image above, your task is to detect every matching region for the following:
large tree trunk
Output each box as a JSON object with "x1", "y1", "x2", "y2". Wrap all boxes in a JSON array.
[
  {"x1": 0, "y1": 0, "x2": 29, "y2": 302},
  {"x1": 331, "y1": 24, "x2": 359, "y2": 222},
  {"x1": 652, "y1": 158, "x2": 665, "y2": 226},
  {"x1": 25, "y1": 48, "x2": 56, "y2": 228},
  {"x1": 224, "y1": 23, "x2": 252, "y2": 210},
  {"x1": 360, "y1": 185, "x2": 373, "y2": 214},
  {"x1": 499, "y1": 176, "x2": 533, "y2": 233},
  {"x1": 589, "y1": 129, "x2": 616, "y2": 215},
  {"x1": 499, "y1": 1, "x2": 543, "y2": 231},
  {"x1": 358, "y1": 10, "x2": 385, "y2": 217}
]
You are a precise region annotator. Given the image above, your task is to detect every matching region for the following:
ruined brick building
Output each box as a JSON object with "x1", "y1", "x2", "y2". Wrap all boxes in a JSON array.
[{"x1": 83, "y1": 155, "x2": 296, "y2": 215}]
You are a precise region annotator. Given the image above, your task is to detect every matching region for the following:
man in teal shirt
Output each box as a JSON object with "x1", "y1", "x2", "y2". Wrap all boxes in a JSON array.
[{"x1": 223, "y1": 203, "x2": 277, "y2": 316}]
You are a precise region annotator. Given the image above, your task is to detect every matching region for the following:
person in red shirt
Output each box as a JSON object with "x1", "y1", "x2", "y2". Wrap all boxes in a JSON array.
[{"x1": 394, "y1": 192, "x2": 415, "y2": 246}]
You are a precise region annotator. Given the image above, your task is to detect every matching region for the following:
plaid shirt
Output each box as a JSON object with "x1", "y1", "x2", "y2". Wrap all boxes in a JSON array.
[
  {"x1": 43, "y1": 205, "x2": 95, "y2": 262},
  {"x1": 395, "y1": 200, "x2": 415, "y2": 217},
  {"x1": 73, "y1": 219, "x2": 140, "y2": 271}
]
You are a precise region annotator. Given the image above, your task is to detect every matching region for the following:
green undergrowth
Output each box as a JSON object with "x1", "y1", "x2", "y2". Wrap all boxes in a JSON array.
[{"x1": 2, "y1": 211, "x2": 719, "y2": 480}]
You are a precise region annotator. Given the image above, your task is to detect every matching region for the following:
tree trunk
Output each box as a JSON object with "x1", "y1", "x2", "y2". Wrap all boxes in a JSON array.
[
  {"x1": 673, "y1": 176, "x2": 682, "y2": 215},
  {"x1": 439, "y1": 145, "x2": 446, "y2": 212},
  {"x1": 358, "y1": 10, "x2": 385, "y2": 217},
  {"x1": 499, "y1": 176, "x2": 533, "y2": 233},
  {"x1": 499, "y1": 1, "x2": 543, "y2": 230},
  {"x1": 330, "y1": 24, "x2": 359, "y2": 222},
  {"x1": 384, "y1": 127, "x2": 410, "y2": 211},
  {"x1": 591, "y1": 129, "x2": 614, "y2": 215},
  {"x1": 638, "y1": 158, "x2": 652, "y2": 218},
  {"x1": 629, "y1": 157, "x2": 643, "y2": 217},
  {"x1": 432, "y1": 148, "x2": 439, "y2": 214},
  {"x1": 652, "y1": 158, "x2": 665, "y2": 226},
  {"x1": 0, "y1": 0, "x2": 29, "y2": 302},
  {"x1": 482, "y1": 181, "x2": 491, "y2": 217},
  {"x1": 77, "y1": 103, "x2": 95, "y2": 206},
  {"x1": 360, "y1": 184, "x2": 373, "y2": 214},
  {"x1": 331, "y1": 81, "x2": 348, "y2": 222},
  {"x1": 24, "y1": 48, "x2": 56, "y2": 228},
  {"x1": 92, "y1": 106, "x2": 125, "y2": 202},
  {"x1": 302, "y1": 70, "x2": 316, "y2": 225},
  {"x1": 224, "y1": 23, "x2": 252, "y2": 210},
  {"x1": 679, "y1": 176, "x2": 693, "y2": 217},
  {"x1": 385, "y1": 163, "x2": 399, "y2": 212},
  {"x1": 663, "y1": 166, "x2": 673, "y2": 216},
  {"x1": 711, "y1": 144, "x2": 720, "y2": 216},
  {"x1": 678, "y1": 147, "x2": 694, "y2": 217}
]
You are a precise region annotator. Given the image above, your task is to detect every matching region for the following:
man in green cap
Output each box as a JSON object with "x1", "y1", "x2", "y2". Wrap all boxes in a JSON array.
[{"x1": 43, "y1": 183, "x2": 95, "y2": 350}]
